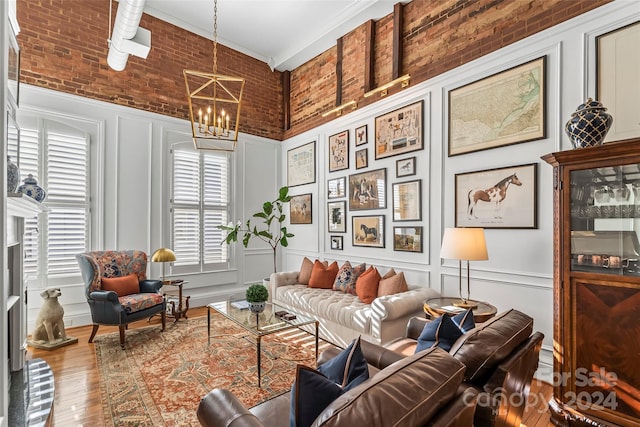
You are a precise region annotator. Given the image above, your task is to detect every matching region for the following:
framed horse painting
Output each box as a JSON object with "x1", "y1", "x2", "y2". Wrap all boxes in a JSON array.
[
  {"x1": 352, "y1": 215, "x2": 385, "y2": 248},
  {"x1": 455, "y1": 163, "x2": 537, "y2": 229}
]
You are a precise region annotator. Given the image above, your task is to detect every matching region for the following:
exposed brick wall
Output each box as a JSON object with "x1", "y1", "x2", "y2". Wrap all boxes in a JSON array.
[
  {"x1": 17, "y1": 0, "x2": 609, "y2": 142},
  {"x1": 16, "y1": 0, "x2": 284, "y2": 140}
]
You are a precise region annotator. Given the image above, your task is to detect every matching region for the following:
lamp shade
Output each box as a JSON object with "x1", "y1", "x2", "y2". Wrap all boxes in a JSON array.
[
  {"x1": 440, "y1": 228, "x2": 488, "y2": 261},
  {"x1": 151, "y1": 248, "x2": 176, "y2": 263}
]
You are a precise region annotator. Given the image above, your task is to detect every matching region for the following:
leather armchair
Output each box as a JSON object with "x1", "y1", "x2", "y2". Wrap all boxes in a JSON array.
[{"x1": 76, "y1": 250, "x2": 166, "y2": 348}]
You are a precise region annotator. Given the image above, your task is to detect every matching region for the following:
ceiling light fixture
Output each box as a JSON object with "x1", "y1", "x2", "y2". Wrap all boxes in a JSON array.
[
  {"x1": 364, "y1": 74, "x2": 411, "y2": 98},
  {"x1": 183, "y1": 0, "x2": 245, "y2": 151},
  {"x1": 321, "y1": 100, "x2": 357, "y2": 118}
]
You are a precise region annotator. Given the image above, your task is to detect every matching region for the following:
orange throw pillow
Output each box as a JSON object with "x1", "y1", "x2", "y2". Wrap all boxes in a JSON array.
[
  {"x1": 308, "y1": 260, "x2": 339, "y2": 289},
  {"x1": 378, "y1": 271, "x2": 409, "y2": 297},
  {"x1": 356, "y1": 266, "x2": 381, "y2": 304},
  {"x1": 101, "y1": 273, "x2": 140, "y2": 296}
]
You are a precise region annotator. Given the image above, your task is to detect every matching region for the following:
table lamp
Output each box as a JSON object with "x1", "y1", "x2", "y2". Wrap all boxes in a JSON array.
[
  {"x1": 439, "y1": 227, "x2": 488, "y2": 308},
  {"x1": 151, "y1": 248, "x2": 176, "y2": 284}
]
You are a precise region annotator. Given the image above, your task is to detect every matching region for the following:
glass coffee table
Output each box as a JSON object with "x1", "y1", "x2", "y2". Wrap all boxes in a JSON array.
[{"x1": 207, "y1": 300, "x2": 319, "y2": 388}]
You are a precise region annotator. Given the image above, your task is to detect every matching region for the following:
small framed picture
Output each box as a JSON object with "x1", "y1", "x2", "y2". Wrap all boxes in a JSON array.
[
  {"x1": 327, "y1": 176, "x2": 346, "y2": 199},
  {"x1": 393, "y1": 226, "x2": 423, "y2": 253},
  {"x1": 329, "y1": 130, "x2": 349, "y2": 172},
  {"x1": 352, "y1": 215, "x2": 385, "y2": 248},
  {"x1": 355, "y1": 124, "x2": 368, "y2": 146},
  {"x1": 328, "y1": 201, "x2": 346, "y2": 233},
  {"x1": 396, "y1": 157, "x2": 416, "y2": 177},
  {"x1": 290, "y1": 193, "x2": 312, "y2": 224},
  {"x1": 330, "y1": 235, "x2": 343, "y2": 250},
  {"x1": 355, "y1": 148, "x2": 368, "y2": 169},
  {"x1": 392, "y1": 179, "x2": 422, "y2": 221}
]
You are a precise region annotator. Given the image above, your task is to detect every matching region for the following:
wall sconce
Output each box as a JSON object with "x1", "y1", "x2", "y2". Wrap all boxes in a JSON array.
[
  {"x1": 364, "y1": 74, "x2": 411, "y2": 98},
  {"x1": 321, "y1": 100, "x2": 357, "y2": 117}
]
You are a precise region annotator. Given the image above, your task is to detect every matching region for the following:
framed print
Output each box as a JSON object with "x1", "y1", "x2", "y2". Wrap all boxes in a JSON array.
[
  {"x1": 287, "y1": 141, "x2": 316, "y2": 187},
  {"x1": 330, "y1": 235, "x2": 344, "y2": 250},
  {"x1": 597, "y1": 21, "x2": 640, "y2": 142},
  {"x1": 327, "y1": 176, "x2": 346, "y2": 199},
  {"x1": 448, "y1": 56, "x2": 546, "y2": 156},
  {"x1": 355, "y1": 124, "x2": 368, "y2": 145},
  {"x1": 8, "y1": 29, "x2": 20, "y2": 108},
  {"x1": 355, "y1": 148, "x2": 368, "y2": 169},
  {"x1": 290, "y1": 193, "x2": 312, "y2": 224},
  {"x1": 352, "y1": 215, "x2": 385, "y2": 248},
  {"x1": 348, "y1": 168, "x2": 386, "y2": 211},
  {"x1": 393, "y1": 226, "x2": 423, "y2": 253},
  {"x1": 328, "y1": 201, "x2": 346, "y2": 233},
  {"x1": 374, "y1": 100, "x2": 423, "y2": 160},
  {"x1": 329, "y1": 130, "x2": 349, "y2": 172},
  {"x1": 396, "y1": 157, "x2": 416, "y2": 177},
  {"x1": 392, "y1": 179, "x2": 422, "y2": 221},
  {"x1": 455, "y1": 163, "x2": 537, "y2": 229}
]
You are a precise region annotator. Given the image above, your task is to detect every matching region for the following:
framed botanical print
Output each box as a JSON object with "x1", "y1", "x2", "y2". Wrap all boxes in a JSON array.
[
  {"x1": 290, "y1": 193, "x2": 312, "y2": 224},
  {"x1": 393, "y1": 226, "x2": 423, "y2": 253},
  {"x1": 327, "y1": 177, "x2": 346, "y2": 199},
  {"x1": 396, "y1": 157, "x2": 416, "y2": 177},
  {"x1": 355, "y1": 124, "x2": 368, "y2": 145},
  {"x1": 348, "y1": 168, "x2": 386, "y2": 211},
  {"x1": 455, "y1": 163, "x2": 537, "y2": 228},
  {"x1": 374, "y1": 100, "x2": 424, "y2": 160},
  {"x1": 329, "y1": 130, "x2": 349, "y2": 172},
  {"x1": 328, "y1": 201, "x2": 346, "y2": 233},
  {"x1": 352, "y1": 215, "x2": 385, "y2": 248},
  {"x1": 287, "y1": 141, "x2": 316, "y2": 187},
  {"x1": 392, "y1": 179, "x2": 422, "y2": 221},
  {"x1": 330, "y1": 235, "x2": 344, "y2": 250},
  {"x1": 355, "y1": 148, "x2": 368, "y2": 169}
]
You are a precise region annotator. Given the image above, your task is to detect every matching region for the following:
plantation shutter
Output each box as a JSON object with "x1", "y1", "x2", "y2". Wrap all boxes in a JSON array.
[{"x1": 19, "y1": 127, "x2": 41, "y2": 277}]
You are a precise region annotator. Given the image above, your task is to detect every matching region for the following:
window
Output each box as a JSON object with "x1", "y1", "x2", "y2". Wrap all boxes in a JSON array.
[
  {"x1": 171, "y1": 142, "x2": 230, "y2": 273},
  {"x1": 20, "y1": 119, "x2": 91, "y2": 284}
]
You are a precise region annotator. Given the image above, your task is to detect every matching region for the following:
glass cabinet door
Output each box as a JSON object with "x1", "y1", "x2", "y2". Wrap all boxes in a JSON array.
[{"x1": 570, "y1": 164, "x2": 640, "y2": 275}]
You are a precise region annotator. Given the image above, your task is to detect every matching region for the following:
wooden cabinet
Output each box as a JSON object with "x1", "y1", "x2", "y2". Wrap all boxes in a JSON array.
[{"x1": 543, "y1": 138, "x2": 640, "y2": 427}]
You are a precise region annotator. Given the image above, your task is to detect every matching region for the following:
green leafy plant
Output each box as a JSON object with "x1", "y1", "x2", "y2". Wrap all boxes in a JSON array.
[
  {"x1": 218, "y1": 186, "x2": 294, "y2": 273},
  {"x1": 245, "y1": 283, "x2": 269, "y2": 303}
]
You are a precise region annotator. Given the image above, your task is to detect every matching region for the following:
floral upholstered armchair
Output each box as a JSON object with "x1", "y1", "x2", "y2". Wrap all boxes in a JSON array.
[{"x1": 76, "y1": 250, "x2": 166, "y2": 349}]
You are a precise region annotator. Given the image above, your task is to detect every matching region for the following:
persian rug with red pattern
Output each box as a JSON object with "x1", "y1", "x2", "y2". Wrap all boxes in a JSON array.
[{"x1": 96, "y1": 313, "x2": 327, "y2": 426}]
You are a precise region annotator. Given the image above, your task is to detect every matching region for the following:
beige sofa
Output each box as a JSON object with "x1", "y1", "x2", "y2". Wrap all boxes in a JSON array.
[{"x1": 269, "y1": 270, "x2": 438, "y2": 347}]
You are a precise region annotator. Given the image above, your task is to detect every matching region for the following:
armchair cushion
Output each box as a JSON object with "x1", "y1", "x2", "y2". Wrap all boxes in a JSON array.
[
  {"x1": 101, "y1": 273, "x2": 140, "y2": 296},
  {"x1": 317, "y1": 336, "x2": 369, "y2": 391},
  {"x1": 118, "y1": 292, "x2": 165, "y2": 314},
  {"x1": 415, "y1": 314, "x2": 463, "y2": 353},
  {"x1": 292, "y1": 366, "x2": 342, "y2": 427}
]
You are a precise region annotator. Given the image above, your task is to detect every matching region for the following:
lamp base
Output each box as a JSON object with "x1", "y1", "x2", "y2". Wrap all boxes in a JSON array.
[{"x1": 453, "y1": 300, "x2": 478, "y2": 309}]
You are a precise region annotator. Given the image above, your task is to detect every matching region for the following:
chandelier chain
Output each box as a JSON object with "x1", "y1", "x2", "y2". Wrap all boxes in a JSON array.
[{"x1": 213, "y1": 0, "x2": 218, "y2": 73}]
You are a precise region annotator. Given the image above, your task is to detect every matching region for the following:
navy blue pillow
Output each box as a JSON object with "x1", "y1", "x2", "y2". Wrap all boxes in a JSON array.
[
  {"x1": 317, "y1": 336, "x2": 369, "y2": 391},
  {"x1": 415, "y1": 314, "x2": 463, "y2": 353},
  {"x1": 290, "y1": 366, "x2": 342, "y2": 427},
  {"x1": 452, "y1": 309, "x2": 475, "y2": 333}
]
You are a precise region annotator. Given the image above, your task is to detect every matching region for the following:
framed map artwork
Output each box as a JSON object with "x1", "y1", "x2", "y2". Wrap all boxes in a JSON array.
[
  {"x1": 448, "y1": 56, "x2": 546, "y2": 156},
  {"x1": 287, "y1": 141, "x2": 316, "y2": 187},
  {"x1": 329, "y1": 130, "x2": 349, "y2": 172},
  {"x1": 375, "y1": 100, "x2": 424, "y2": 160}
]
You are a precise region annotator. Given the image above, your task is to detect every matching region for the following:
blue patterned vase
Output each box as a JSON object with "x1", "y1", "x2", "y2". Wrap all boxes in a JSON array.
[
  {"x1": 7, "y1": 155, "x2": 20, "y2": 193},
  {"x1": 565, "y1": 98, "x2": 613, "y2": 149},
  {"x1": 17, "y1": 174, "x2": 47, "y2": 202}
]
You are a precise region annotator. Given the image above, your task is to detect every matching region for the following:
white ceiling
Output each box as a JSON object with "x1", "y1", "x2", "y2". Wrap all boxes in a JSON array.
[{"x1": 143, "y1": 0, "x2": 403, "y2": 71}]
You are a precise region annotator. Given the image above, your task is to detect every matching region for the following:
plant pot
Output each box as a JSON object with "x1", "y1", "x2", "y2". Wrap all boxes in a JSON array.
[{"x1": 248, "y1": 302, "x2": 266, "y2": 314}]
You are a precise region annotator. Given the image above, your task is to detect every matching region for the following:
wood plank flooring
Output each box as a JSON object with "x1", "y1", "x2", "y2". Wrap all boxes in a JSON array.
[{"x1": 28, "y1": 306, "x2": 554, "y2": 426}]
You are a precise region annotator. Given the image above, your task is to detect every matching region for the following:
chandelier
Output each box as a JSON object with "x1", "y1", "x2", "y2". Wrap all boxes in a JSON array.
[{"x1": 183, "y1": 0, "x2": 245, "y2": 151}]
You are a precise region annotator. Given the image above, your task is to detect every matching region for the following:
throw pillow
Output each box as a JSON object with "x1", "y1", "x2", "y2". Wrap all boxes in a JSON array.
[
  {"x1": 381, "y1": 268, "x2": 396, "y2": 280},
  {"x1": 452, "y1": 309, "x2": 475, "y2": 333},
  {"x1": 377, "y1": 271, "x2": 409, "y2": 297},
  {"x1": 298, "y1": 257, "x2": 315, "y2": 285},
  {"x1": 101, "y1": 273, "x2": 140, "y2": 296},
  {"x1": 308, "y1": 260, "x2": 339, "y2": 289},
  {"x1": 355, "y1": 266, "x2": 381, "y2": 304},
  {"x1": 332, "y1": 261, "x2": 366, "y2": 294},
  {"x1": 415, "y1": 315, "x2": 463, "y2": 353},
  {"x1": 317, "y1": 336, "x2": 369, "y2": 391},
  {"x1": 290, "y1": 365, "x2": 342, "y2": 427}
]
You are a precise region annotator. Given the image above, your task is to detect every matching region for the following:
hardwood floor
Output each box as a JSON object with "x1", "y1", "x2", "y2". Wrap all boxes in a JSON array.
[{"x1": 28, "y1": 306, "x2": 554, "y2": 426}]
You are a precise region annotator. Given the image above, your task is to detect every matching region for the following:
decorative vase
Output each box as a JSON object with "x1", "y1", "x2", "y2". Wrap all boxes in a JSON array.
[
  {"x1": 7, "y1": 155, "x2": 20, "y2": 193},
  {"x1": 17, "y1": 174, "x2": 47, "y2": 202},
  {"x1": 248, "y1": 301, "x2": 266, "y2": 314},
  {"x1": 565, "y1": 98, "x2": 613, "y2": 149}
]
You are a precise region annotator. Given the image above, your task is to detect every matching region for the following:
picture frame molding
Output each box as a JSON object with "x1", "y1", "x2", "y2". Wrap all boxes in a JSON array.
[{"x1": 287, "y1": 141, "x2": 316, "y2": 187}]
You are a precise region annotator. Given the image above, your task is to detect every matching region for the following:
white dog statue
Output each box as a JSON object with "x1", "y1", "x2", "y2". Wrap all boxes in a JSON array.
[{"x1": 32, "y1": 288, "x2": 67, "y2": 343}]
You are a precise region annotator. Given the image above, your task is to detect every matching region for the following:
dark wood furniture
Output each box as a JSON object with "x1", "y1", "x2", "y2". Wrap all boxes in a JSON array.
[
  {"x1": 162, "y1": 280, "x2": 190, "y2": 322},
  {"x1": 424, "y1": 297, "x2": 497, "y2": 323},
  {"x1": 543, "y1": 138, "x2": 640, "y2": 427}
]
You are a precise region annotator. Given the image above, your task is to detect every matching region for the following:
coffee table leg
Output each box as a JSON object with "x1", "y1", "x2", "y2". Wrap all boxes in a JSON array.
[
  {"x1": 257, "y1": 336, "x2": 262, "y2": 388},
  {"x1": 207, "y1": 306, "x2": 211, "y2": 344}
]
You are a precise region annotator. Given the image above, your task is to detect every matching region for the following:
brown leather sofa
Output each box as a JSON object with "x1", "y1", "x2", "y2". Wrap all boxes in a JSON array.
[{"x1": 197, "y1": 345, "x2": 479, "y2": 427}]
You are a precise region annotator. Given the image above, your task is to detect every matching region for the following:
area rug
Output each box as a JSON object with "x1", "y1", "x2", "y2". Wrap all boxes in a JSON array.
[{"x1": 95, "y1": 313, "x2": 331, "y2": 426}]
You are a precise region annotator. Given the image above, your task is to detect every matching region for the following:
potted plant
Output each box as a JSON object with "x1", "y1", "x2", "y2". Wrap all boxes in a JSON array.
[
  {"x1": 245, "y1": 283, "x2": 269, "y2": 313},
  {"x1": 218, "y1": 186, "x2": 294, "y2": 274}
]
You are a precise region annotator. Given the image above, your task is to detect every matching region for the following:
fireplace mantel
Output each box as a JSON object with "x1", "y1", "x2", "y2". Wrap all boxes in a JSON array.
[{"x1": 7, "y1": 193, "x2": 47, "y2": 218}]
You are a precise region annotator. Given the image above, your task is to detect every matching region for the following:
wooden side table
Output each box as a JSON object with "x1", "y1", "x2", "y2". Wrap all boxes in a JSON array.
[
  {"x1": 424, "y1": 297, "x2": 497, "y2": 323},
  {"x1": 162, "y1": 280, "x2": 190, "y2": 322}
]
